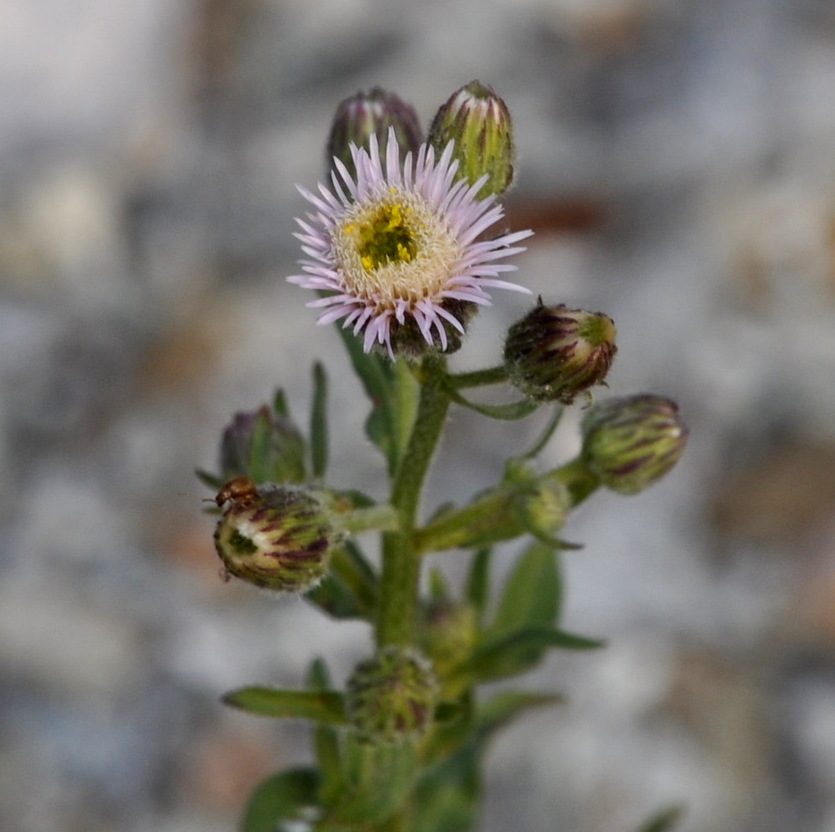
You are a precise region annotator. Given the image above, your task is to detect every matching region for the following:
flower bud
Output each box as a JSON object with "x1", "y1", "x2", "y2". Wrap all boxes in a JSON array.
[
  {"x1": 515, "y1": 479, "x2": 569, "y2": 541},
  {"x1": 581, "y1": 395, "x2": 688, "y2": 494},
  {"x1": 346, "y1": 647, "x2": 438, "y2": 743},
  {"x1": 214, "y1": 479, "x2": 338, "y2": 592},
  {"x1": 219, "y1": 404, "x2": 306, "y2": 484},
  {"x1": 504, "y1": 302, "x2": 617, "y2": 404},
  {"x1": 427, "y1": 80, "x2": 515, "y2": 196},
  {"x1": 327, "y1": 88, "x2": 422, "y2": 180}
]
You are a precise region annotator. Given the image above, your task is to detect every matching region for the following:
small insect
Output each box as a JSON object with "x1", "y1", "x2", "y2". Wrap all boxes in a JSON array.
[{"x1": 215, "y1": 475, "x2": 258, "y2": 508}]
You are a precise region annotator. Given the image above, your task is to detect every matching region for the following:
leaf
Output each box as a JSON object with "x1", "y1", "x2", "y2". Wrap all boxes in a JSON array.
[
  {"x1": 272, "y1": 388, "x2": 291, "y2": 418},
  {"x1": 465, "y1": 548, "x2": 492, "y2": 623},
  {"x1": 467, "y1": 626, "x2": 604, "y2": 682},
  {"x1": 329, "y1": 736, "x2": 420, "y2": 825},
  {"x1": 636, "y1": 805, "x2": 686, "y2": 832},
  {"x1": 444, "y1": 386, "x2": 540, "y2": 420},
  {"x1": 412, "y1": 692, "x2": 562, "y2": 832},
  {"x1": 222, "y1": 687, "x2": 347, "y2": 725},
  {"x1": 306, "y1": 541, "x2": 378, "y2": 621},
  {"x1": 246, "y1": 406, "x2": 279, "y2": 483},
  {"x1": 242, "y1": 767, "x2": 321, "y2": 832},
  {"x1": 489, "y1": 542, "x2": 560, "y2": 639},
  {"x1": 331, "y1": 320, "x2": 400, "y2": 470},
  {"x1": 194, "y1": 468, "x2": 224, "y2": 491},
  {"x1": 310, "y1": 361, "x2": 329, "y2": 479}
]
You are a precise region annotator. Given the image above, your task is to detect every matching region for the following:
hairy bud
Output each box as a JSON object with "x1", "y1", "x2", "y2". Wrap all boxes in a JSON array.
[
  {"x1": 581, "y1": 394, "x2": 688, "y2": 494},
  {"x1": 428, "y1": 80, "x2": 515, "y2": 196},
  {"x1": 504, "y1": 302, "x2": 617, "y2": 404},
  {"x1": 214, "y1": 479, "x2": 338, "y2": 592},
  {"x1": 346, "y1": 647, "x2": 438, "y2": 743},
  {"x1": 327, "y1": 88, "x2": 422, "y2": 180}
]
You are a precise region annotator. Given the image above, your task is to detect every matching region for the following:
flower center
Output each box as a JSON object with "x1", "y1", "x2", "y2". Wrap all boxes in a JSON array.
[
  {"x1": 354, "y1": 204, "x2": 417, "y2": 271},
  {"x1": 334, "y1": 189, "x2": 461, "y2": 309}
]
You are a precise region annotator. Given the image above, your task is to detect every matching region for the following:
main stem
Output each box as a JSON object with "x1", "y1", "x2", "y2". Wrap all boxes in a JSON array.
[{"x1": 377, "y1": 356, "x2": 450, "y2": 647}]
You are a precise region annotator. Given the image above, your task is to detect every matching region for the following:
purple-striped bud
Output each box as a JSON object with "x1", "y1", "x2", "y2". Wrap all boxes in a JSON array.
[
  {"x1": 581, "y1": 395, "x2": 688, "y2": 494},
  {"x1": 428, "y1": 80, "x2": 515, "y2": 196},
  {"x1": 213, "y1": 479, "x2": 338, "y2": 592},
  {"x1": 504, "y1": 302, "x2": 617, "y2": 404},
  {"x1": 327, "y1": 88, "x2": 422, "y2": 181}
]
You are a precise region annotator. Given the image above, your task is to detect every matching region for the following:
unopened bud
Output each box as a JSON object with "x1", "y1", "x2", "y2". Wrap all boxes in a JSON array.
[
  {"x1": 346, "y1": 647, "x2": 438, "y2": 743},
  {"x1": 581, "y1": 395, "x2": 688, "y2": 494},
  {"x1": 327, "y1": 88, "x2": 422, "y2": 180},
  {"x1": 220, "y1": 404, "x2": 306, "y2": 484},
  {"x1": 428, "y1": 80, "x2": 515, "y2": 196},
  {"x1": 504, "y1": 302, "x2": 617, "y2": 404},
  {"x1": 213, "y1": 479, "x2": 338, "y2": 592}
]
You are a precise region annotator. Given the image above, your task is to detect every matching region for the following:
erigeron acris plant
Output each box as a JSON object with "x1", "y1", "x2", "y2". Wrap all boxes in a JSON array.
[{"x1": 199, "y1": 81, "x2": 688, "y2": 832}]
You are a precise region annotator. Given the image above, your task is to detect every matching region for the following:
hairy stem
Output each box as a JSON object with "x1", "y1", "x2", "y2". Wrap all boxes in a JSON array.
[{"x1": 377, "y1": 356, "x2": 451, "y2": 647}]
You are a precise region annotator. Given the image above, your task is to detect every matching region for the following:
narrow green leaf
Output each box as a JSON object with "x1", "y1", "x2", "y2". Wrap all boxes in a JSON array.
[
  {"x1": 246, "y1": 406, "x2": 278, "y2": 483},
  {"x1": 194, "y1": 468, "x2": 224, "y2": 491},
  {"x1": 636, "y1": 805, "x2": 686, "y2": 832},
  {"x1": 476, "y1": 691, "x2": 564, "y2": 733},
  {"x1": 242, "y1": 767, "x2": 321, "y2": 832},
  {"x1": 310, "y1": 361, "x2": 329, "y2": 479},
  {"x1": 272, "y1": 387, "x2": 291, "y2": 418},
  {"x1": 444, "y1": 386, "x2": 540, "y2": 420},
  {"x1": 222, "y1": 687, "x2": 347, "y2": 725},
  {"x1": 467, "y1": 626, "x2": 604, "y2": 682},
  {"x1": 465, "y1": 548, "x2": 492, "y2": 622},
  {"x1": 331, "y1": 319, "x2": 399, "y2": 469},
  {"x1": 306, "y1": 541, "x2": 377, "y2": 621},
  {"x1": 489, "y1": 542, "x2": 559, "y2": 638}
]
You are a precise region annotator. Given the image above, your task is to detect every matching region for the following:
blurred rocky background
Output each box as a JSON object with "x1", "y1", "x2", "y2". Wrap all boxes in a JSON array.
[{"x1": 2, "y1": 1, "x2": 835, "y2": 831}]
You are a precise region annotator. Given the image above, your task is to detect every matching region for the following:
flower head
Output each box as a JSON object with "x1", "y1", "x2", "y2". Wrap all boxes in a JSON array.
[{"x1": 289, "y1": 129, "x2": 533, "y2": 359}]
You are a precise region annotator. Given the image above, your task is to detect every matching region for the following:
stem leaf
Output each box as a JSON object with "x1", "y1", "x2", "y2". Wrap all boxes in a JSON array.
[
  {"x1": 636, "y1": 805, "x2": 686, "y2": 832},
  {"x1": 242, "y1": 767, "x2": 321, "y2": 832},
  {"x1": 222, "y1": 687, "x2": 347, "y2": 725},
  {"x1": 310, "y1": 361, "x2": 329, "y2": 479},
  {"x1": 467, "y1": 626, "x2": 605, "y2": 682}
]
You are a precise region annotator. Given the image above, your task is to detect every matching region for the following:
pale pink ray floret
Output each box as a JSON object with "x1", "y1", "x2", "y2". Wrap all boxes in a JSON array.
[{"x1": 287, "y1": 128, "x2": 533, "y2": 358}]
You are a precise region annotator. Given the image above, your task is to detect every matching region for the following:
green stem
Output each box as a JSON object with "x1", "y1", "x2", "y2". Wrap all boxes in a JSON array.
[
  {"x1": 546, "y1": 457, "x2": 600, "y2": 507},
  {"x1": 377, "y1": 356, "x2": 451, "y2": 647},
  {"x1": 446, "y1": 364, "x2": 508, "y2": 389},
  {"x1": 335, "y1": 504, "x2": 400, "y2": 536}
]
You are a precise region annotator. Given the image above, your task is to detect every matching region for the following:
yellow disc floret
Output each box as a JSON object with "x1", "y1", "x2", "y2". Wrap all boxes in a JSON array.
[{"x1": 334, "y1": 188, "x2": 462, "y2": 309}]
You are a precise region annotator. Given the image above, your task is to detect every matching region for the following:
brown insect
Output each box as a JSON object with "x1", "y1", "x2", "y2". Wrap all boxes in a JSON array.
[{"x1": 215, "y1": 475, "x2": 258, "y2": 508}]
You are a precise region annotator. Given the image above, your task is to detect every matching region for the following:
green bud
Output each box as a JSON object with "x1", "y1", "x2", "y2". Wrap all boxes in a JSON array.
[
  {"x1": 213, "y1": 480, "x2": 338, "y2": 592},
  {"x1": 427, "y1": 80, "x2": 515, "y2": 196},
  {"x1": 327, "y1": 88, "x2": 422, "y2": 180},
  {"x1": 504, "y1": 301, "x2": 617, "y2": 404},
  {"x1": 219, "y1": 404, "x2": 306, "y2": 484},
  {"x1": 515, "y1": 478, "x2": 569, "y2": 541},
  {"x1": 346, "y1": 647, "x2": 438, "y2": 743},
  {"x1": 581, "y1": 395, "x2": 689, "y2": 494}
]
